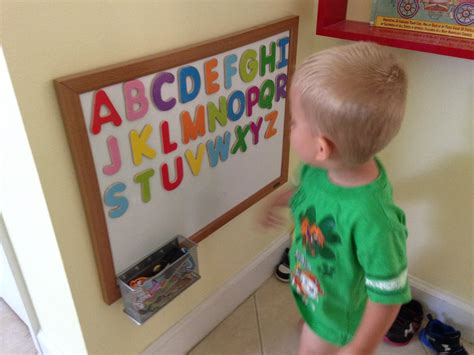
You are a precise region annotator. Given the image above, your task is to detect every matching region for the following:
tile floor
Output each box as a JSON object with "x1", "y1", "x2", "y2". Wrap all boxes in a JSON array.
[
  {"x1": 189, "y1": 277, "x2": 474, "y2": 355},
  {"x1": 1, "y1": 280, "x2": 472, "y2": 355},
  {"x1": 0, "y1": 298, "x2": 37, "y2": 355}
]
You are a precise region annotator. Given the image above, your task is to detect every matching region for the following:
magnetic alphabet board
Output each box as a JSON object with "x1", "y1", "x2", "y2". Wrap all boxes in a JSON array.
[{"x1": 55, "y1": 16, "x2": 298, "y2": 304}]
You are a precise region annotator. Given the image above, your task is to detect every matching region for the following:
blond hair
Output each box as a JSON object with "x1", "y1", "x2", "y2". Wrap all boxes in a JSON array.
[{"x1": 292, "y1": 42, "x2": 407, "y2": 166}]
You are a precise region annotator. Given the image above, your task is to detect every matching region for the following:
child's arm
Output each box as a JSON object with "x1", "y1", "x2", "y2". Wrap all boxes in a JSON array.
[
  {"x1": 259, "y1": 186, "x2": 294, "y2": 228},
  {"x1": 349, "y1": 212, "x2": 410, "y2": 354},
  {"x1": 339, "y1": 300, "x2": 400, "y2": 355}
]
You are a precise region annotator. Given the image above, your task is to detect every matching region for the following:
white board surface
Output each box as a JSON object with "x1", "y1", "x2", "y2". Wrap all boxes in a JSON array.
[{"x1": 78, "y1": 31, "x2": 290, "y2": 274}]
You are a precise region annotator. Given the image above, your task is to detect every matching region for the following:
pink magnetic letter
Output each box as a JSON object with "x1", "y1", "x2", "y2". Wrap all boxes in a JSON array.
[
  {"x1": 246, "y1": 86, "x2": 260, "y2": 117},
  {"x1": 250, "y1": 117, "x2": 263, "y2": 145},
  {"x1": 124, "y1": 79, "x2": 149, "y2": 121},
  {"x1": 103, "y1": 136, "x2": 122, "y2": 175}
]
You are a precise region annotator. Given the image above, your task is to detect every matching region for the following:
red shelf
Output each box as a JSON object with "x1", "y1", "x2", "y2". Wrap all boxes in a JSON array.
[{"x1": 316, "y1": 0, "x2": 474, "y2": 60}]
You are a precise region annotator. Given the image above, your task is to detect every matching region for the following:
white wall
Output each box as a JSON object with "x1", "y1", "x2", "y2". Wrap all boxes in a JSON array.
[
  {"x1": 0, "y1": 48, "x2": 87, "y2": 353},
  {"x1": 0, "y1": 224, "x2": 29, "y2": 324}
]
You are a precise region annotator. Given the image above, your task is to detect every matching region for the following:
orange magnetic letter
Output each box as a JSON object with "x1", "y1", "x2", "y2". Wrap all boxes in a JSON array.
[{"x1": 204, "y1": 58, "x2": 220, "y2": 95}]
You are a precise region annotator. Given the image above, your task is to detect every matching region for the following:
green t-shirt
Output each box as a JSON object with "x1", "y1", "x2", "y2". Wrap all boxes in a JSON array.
[{"x1": 289, "y1": 159, "x2": 411, "y2": 346}]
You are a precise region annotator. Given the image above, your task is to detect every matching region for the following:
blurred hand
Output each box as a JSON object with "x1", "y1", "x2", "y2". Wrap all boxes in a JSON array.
[
  {"x1": 259, "y1": 200, "x2": 287, "y2": 228},
  {"x1": 258, "y1": 187, "x2": 294, "y2": 229}
]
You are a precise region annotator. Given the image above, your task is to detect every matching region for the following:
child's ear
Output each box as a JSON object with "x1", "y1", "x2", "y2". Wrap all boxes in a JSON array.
[{"x1": 314, "y1": 136, "x2": 333, "y2": 161}]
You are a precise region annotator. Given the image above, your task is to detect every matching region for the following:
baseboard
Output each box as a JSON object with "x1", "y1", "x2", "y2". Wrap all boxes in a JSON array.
[
  {"x1": 142, "y1": 231, "x2": 291, "y2": 355},
  {"x1": 142, "y1": 236, "x2": 473, "y2": 354},
  {"x1": 409, "y1": 275, "x2": 474, "y2": 343}
]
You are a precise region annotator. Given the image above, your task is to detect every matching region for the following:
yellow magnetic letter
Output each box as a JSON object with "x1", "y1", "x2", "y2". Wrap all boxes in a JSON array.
[
  {"x1": 129, "y1": 124, "x2": 157, "y2": 166},
  {"x1": 185, "y1": 144, "x2": 206, "y2": 176}
]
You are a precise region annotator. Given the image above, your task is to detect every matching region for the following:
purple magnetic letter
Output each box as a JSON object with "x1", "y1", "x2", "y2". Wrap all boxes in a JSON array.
[{"x1": 152, "y1": 72, "x2": 176, "y2": 111}]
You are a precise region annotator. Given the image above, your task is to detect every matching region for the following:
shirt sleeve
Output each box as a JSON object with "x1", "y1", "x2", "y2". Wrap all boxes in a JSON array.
[{"x1": 355, "y1": 217, "x2": 411, "y2": 305}]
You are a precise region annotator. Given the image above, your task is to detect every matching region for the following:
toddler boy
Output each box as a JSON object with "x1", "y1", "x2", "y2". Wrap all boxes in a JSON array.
[{"x1": 262, "y1": 41, "x2": 411, "y2": 354}]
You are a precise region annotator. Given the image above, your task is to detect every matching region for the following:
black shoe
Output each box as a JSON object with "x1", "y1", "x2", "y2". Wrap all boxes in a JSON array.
[
  {"x1": 384, "y1": 299, "x2": 423, "y2": 346},
  {"x1": 274, "y1": 248, "x2": 290, "y2": 283},
  {"x1": 419, "y1": 314, "x2": 468, "y2": 354}
]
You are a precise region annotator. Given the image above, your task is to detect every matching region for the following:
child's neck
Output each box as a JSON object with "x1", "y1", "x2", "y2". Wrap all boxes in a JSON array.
[{"x1": 327, "y1": 158, "x2": 379, "y2": 187}]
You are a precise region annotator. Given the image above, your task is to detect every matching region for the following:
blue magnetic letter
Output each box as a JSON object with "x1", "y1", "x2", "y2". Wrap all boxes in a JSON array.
[
  {"x1": 277, "y1": 37, "x2": 289, "y2": 69},
  {"x1": 178, "y1": 66, "x2": 201, "y2": 104},
  {"x1": 224, "y1": 54, "x2": 238, "y2": 90},
  {"x1": 206, "y1": 131, "x2": 231, "y2": 167},
  {"x1": 104, "y1": 182, "x2": 129, "y2": 218},
  {"x1": 227, "y1": 90, "x2": 245, "y2": 122}
]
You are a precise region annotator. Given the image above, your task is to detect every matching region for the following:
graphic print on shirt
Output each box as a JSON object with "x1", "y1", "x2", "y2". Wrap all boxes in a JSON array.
[
  {"x1": 292, "y1": 250, "x2": 323, "y2": 309},
  {"x1": 318, "y1": 262, "x2": 335, "y2": 278},
  {"x1": 299, "y1": 206, "x2": 341, "y2": 260}
]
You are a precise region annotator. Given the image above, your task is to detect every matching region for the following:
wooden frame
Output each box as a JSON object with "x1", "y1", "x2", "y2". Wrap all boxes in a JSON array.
[
  {"x1": 317, "y1": 0, "x2": 473, "y2": 60},
  {"x1": 54, "y1": 15, "x2": 299, "y2": 304}
]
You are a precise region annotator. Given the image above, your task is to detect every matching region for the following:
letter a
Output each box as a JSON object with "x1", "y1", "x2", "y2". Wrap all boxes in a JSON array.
[{"x1": 91, "y1": 90, "x2": 122, "y2": 135}]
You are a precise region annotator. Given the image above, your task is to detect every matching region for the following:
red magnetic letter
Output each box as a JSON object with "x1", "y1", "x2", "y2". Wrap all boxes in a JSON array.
[
  {"x1": 161, "y1": 157, "x2": 184, "y2": 191},
  {"x1": 160, "y1": 121, "x2": 178, "y2": 154},
  {"x1": 91, "y1": 90, "x2": 123, "y2": 135}
]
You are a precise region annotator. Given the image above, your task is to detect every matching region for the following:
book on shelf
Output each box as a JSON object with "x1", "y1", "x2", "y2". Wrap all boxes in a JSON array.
[{"x1": 370, "y1": 0, "x2": 473, "y2": 39}]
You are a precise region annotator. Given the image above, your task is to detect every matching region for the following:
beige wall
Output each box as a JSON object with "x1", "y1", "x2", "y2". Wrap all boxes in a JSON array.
[
  {"x1": 345, "y1": 0, "x2": 473, "y2": 304},
  {"x1": 2, "y1": 1, "x2": 310, "y2": 353},
  {"x1": 2, "y1": 0, "x2": 472, "y2": 353}
]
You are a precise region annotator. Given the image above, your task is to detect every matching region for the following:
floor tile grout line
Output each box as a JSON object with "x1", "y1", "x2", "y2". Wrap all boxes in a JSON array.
[{"x1": 254, "y1": 294, "x2": 264, "y2": 355}]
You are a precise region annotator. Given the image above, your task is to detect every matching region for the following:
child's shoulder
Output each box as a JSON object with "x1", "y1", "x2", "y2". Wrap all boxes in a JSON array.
[
  {"x1": 293, "y1": 163, "x2": 326, "y2": 186},
  {"x1": 300, "y1": 163, "x2": 326, "y2": 180},
  {"x1": 354, "y1": 192, "x2": 407, "y2": 237}
]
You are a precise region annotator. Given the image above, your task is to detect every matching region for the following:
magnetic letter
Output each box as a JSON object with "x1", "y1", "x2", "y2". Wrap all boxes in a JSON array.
[
  {"x1": 160, "y1": 121, "x2": 178, "y2": 154},
  {"x1": 123, "y1": 79, "x2": 149, "y2": 121},
  {"x1": 227, "y1": 90, "x2": 245, "y2": 122},
  {"x1": 206, "y1": 131, "x2": 231, "y2": 167},
  {"x1": 277, "y1": 37, "x2": 289, "y2": 69},
  {"x1": 134, "y1": 169, "x2": 155, "y2": 203},
  {"x1": 275, "y1": 73, "x2": 288, "y2": 102},
  {"x1": 161, "y1": 157, "x2": 184, "y2": 191},
  {"x1": 180, "y1": 105, "x2": 206, "y2": 144},
  {"x1": 129, "y1": 124, "x2": 157, "y2": 166},
  {"x1": 103, "y1": 136, "x2": 122, "y2": 175},
  {"x1": 264, "y1": 111, "x2": 278, "y2": 139},
  {"x1": 231, "y1": 124, "x2": 251, "y2": 154},
  {"x1": 250, "y1": 117, "x2": 263, "y2": 145},
  {"x1": 207, "y1": 96, "x2": 228, "y2": 133},
  {"x1": 104, "y1": 182, "x2": 128, "y2": 218},
  {"x1": 152, "y1": 72, "x2": 176, "y2": 111},
  {"x1": 259, "y1": 79, "x2": 275, "y2": 110},
  {"x1": 239, "y1": 49, "x2": 258, "y2": 83},
  {"x1": 178, "y1": 66, "x2": 201, "y2": 104},
  {"x1": 246, "y1": 86, "x2": 259, "y2": 117},
  {"x1": 204, "y1": 58, "x2": 220, "y2": 95},
  {"x1": 259, "y1": 42, "x2": 276, "y2": 77},
  {"x1": 185, "y1": 144, "x2": 206, "y2": 176},
  {"x1": 91, "y1": 90, "x2": 122, "y2": 135},
  {"x1": 224, "y1": 54, "x2": 238, "y2": 90}
]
